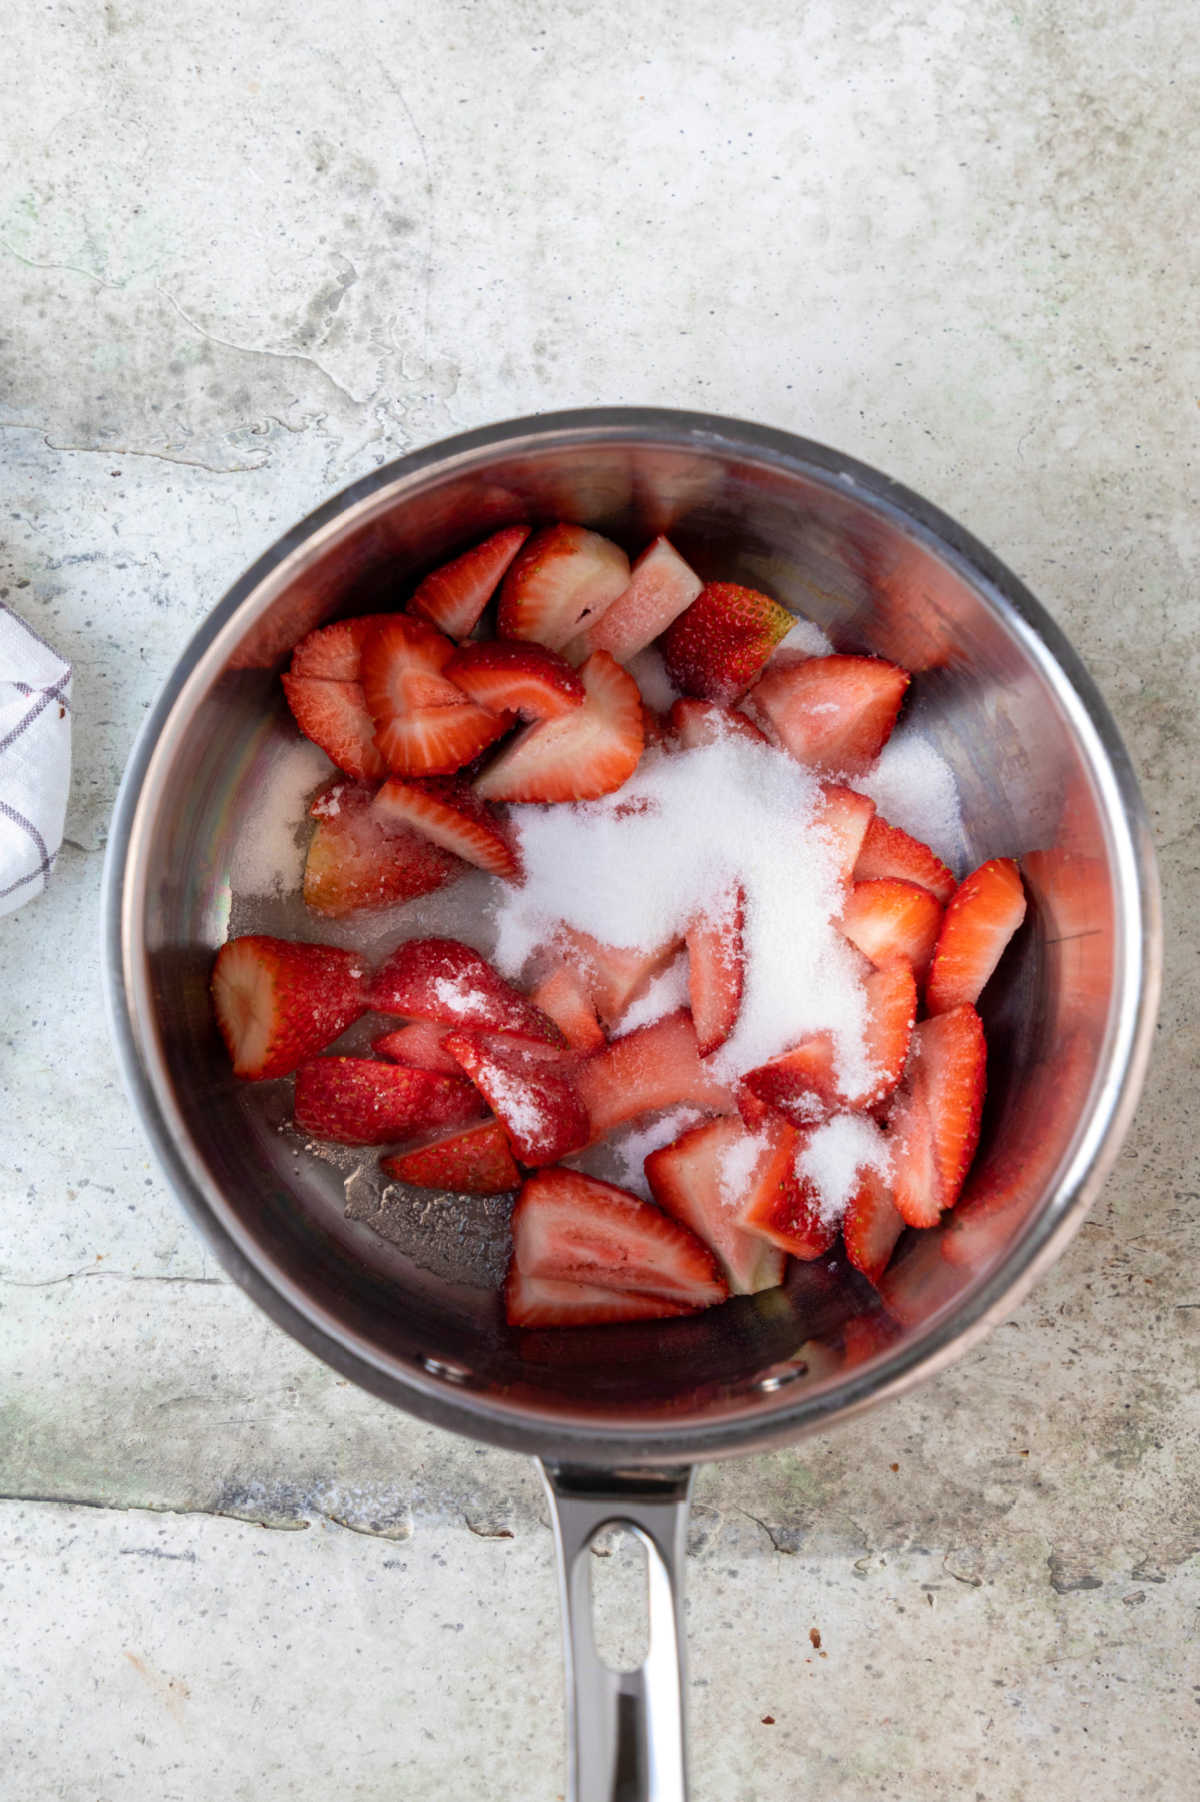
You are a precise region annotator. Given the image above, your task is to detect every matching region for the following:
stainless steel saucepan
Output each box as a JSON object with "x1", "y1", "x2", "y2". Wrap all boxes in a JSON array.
[{"x1": 102, "y1": 409, "x2": 1160, "y2": 1800}]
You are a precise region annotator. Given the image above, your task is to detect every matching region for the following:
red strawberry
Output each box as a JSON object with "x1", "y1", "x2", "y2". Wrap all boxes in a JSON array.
[
  {"x1": 381, "y1": 1118, "x2": 520, "y2": 1194},
  {"x1": 281, "y1": 674, "x2": 387, "y2": 782},
  {"x1": 841, "y1": 1167, "x2": 905, "y2": 1285},
  {"x1": 553, "y1": 927, "x2": 681, "y2": 1030},
  {"x1": 529, "y1": 965, "x2": 607, "y2": 1054},
  {"x1": 371, "y1": 777, "x2": 520, "y2": 880},
  {"x1": 742, "y1": 961, "x2": 917, "y2": 1123},
  {"x1": 889, "y1": 1005, "x2": 987, "y2": 1227},
  {"x1": 505, "y1": 1268, "x2": 696, "y2": 1327},
  {"x1": 738, "y1": 1125, "x2": 840, "y2": 1262},
  {"x1": 293, "y1": 1057, "x2": 485, "y2": 1145},
  {"x1": 473, "y1": 650, "x2": 644, "y2": 804},
  {"x1": 812, "y1": 783, "x2": 877, "y2": 885},
  {"x1": 854, "y1": 813, "x2": 956, "y2": 905},
  {"x1": 645, "y1": 1116, "x2": 789, "y2": 1294},
  {"x1": 746, "y1": 655, "x2": 910, "y2": 775},
  {"x1": 569, "y1": 535, "x2": 703, "y2": 663},
  {"x1": 372, "y1": 1019, "x2": 462, "y2": 1075},
  {"x1": 497, "y1": 525, "x2": 631, "y2": 651},
  {"x1": 510, "y1": 1168, "x2": 727, "y2": 1306},
  {"x1": 366, "y1": 938, "x2": 565, "y2": 1045},
  {"x1": 641, "y1": 704, "x2": 670, "y2": 748},
  {"x1": 444, "y1": 639, "x2": 585, "y2": 722},
  {"x1": 686, "y1": 883, "x2": 745, "y2": 1057},
  {"x1": 660, "y1": 583, "x2": 794, "y2": 703},
  {"x1": 290, "y1": 614, "x2": 389, "y2": 680},
  {"x1": 840, "y1": 879, "x2": 943, "y2": 980},
  {"x1": 360, "y1": 616, "x2": 506, "y2": 775},
  {"x1": 574, "y1": 1009, "x2": 737, "y2": 1140},
  {"x1": 443, "y1": 1032, "x2": 588, "y2": 1165},
  {"x1": 212, "y1": 935, "x2": 368, "y2": 1080},
  {"x1": 925, "y1": 858, "x2": 1026, "y2": 1014},
  {"x1": 303, "y1": 781, "x2": 464, "y2": 918},
  {"x1": 667, "y1": 697, "x2": 770, "y2": 750},
  {"x1": 407, "y1": 525, "x2": 531, "y2": 639}
]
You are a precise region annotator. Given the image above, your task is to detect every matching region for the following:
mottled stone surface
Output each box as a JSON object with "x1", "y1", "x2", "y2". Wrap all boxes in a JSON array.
[{"x1": 1, "y1": 1, "x2": 1197, "y2": 1796}]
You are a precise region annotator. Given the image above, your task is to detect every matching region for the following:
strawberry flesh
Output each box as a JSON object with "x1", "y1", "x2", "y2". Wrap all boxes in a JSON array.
[
  {"x1": 926, "y1": 857, "x2": 1026, "y2": 1014},
  {"x1": 575, "y1": 1009, "x2": 737, "y2": 1140},
  {"x1": 407, "y1": 525, "x2": 531, "y2": 639},
  {"x1": 841, "y1": 1167, "x2": 905, "y2": 1285},
  {"x1": 497, "y1": 525, "x2": 631, "y2": 651},
  {"x1": 739, "y1": 1126, "x2": 840, "y2": 1261},
  {"x1": 742, "y1": 961, "x2": 916, "y2": 1123},
  {"x1": 281, "y1": 673, "x2": 386, "y2": 782},
  {"x1": 505, "y1": 1268, "x2": 696, "y2": 1327},
  {"x1": 553, "y1": 926, "x2": 681, "y2": 1030},
  {"x1": 645, "y1": 1116, "x2": 789, "y2": 1293},
  {"x1": 661, "y1": 582, "x2": 794, "y2": 703},
  {"x1": 303, "y1": 781, "x2": 464, "y2": 918},
  {"x1": 667, "y1": 697, "x2": 770, "y2": 750},
  {"x1": 360, "y1": 615, "x2": 506, "y2": 775},
  {"x1": 889, "y1": 1004, "x2": 987, "y2": 1227},
  {"x1": 366, "y1": 937, "x2": 565, "y2": 1045},
  {"x1": 212, "y1": 935, "x2": 368, "y2": 1080},
  {"x1": 372, "y1": 1019, "x2": 462, "y2": 1075},
  {"x1": 569, "y1": 535, "x2": 702, "y2": 663},
  {"x1": 445, "y1": 639, "x2": 585, "y2": 721},
  {"x1": 290, "y1": 614, "x2": 390, "y2": 681},
  {"x1": 474, "y1": 649, "x2": 644, "y2": 804},
  {"x1": 686, "y1": 883, "x2": 745, "y2": 1057},
  {"x1": 746, "y1": 654, "x2": 910, "y2": 775},
  {"x1": 812, "y1": 783, "x2": 877, "y2": 885},
  {"x1": 293, "y1": 1056, "x2": 485, "y2": 1145},
  {"x1": 444, "y1": 1033, "x2": 588, "y2": 1165},
  {"x1": 371, "y1": 776, "x2": 520, "y2": 879},
  {"x1": 854, "y1": 813, "x2": 956, "y2": 905},
  {"x1": 382, "y1": 1118, "x2": 520, "y2": 1194},
  {"x1": 840, "y1": 878, "x2": 943, "y2": 980},
  {"x1": 529, "y1": 965, "x2": 607, "y2": 1053}
]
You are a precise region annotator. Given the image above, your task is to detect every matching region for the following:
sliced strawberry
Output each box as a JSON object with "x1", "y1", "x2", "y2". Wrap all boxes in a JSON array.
[
  {"x1": 290, "y1": 614, "x2": 389, "y2": 680},
  {"x1": 281, "y1": 673, "x2": 387, "y2": 782},
  {"x1": 645, "y1": 1116, "x2": 789, "y2": 1294},
  {"x1": 529, "y1": 965, "x2": 607, "y2": 1054},
  {"x1": 570, "y1": 536, "x2": 703, "y2": 663},
  {"x1": 302, "y1": 781, "x2": 465, "y2": 918},
  {"x1": 381, "y1": 1118, "x2": 520, "y2": 1194},
  {"x1": 925, "y1": 858, "x2": 1026, "y2": 1014},
  {"x1": 443, "y1": 1032, "x2": 588, "y2": 1165},
  {"x1": 741, "y1": 961, "x2": 917, "y2": 1123},
  {"x1": 554, "y1": 927, "x2": 681, "y2": 1030},
  {"x1": 812, "y1": 783, "x2": 877, "y2": 885},
  {"x1": 505, "y1": 1268, "x2": 696, "y2": 1327},
  {"x1": 360, "y1": 615, "x2": 506, "y2": 775},
  {"x1": 840, "y1": 879, "x2": 943, "y2": 980},
  {"x1": 854, "y1": 813, "x2": 956, "y2": 905},
  {"x1": 889, "y1": 1005, "x2": 987, "y2": 1227},
  {"x1": 740, "y1": 1038, "x2": 838, "y2": 1128},
  {"x1": 641, "y1": 704, "x2": 670, "y2": 748},
  {"x1": 686, "y1": 883, "x2": 745, "y2": 1057},
  {"x1": 366, "y1": 938, "x2": 565, "y2": 1045},
  {"x1": 511, "y1": 1168, "x2": 727, "y2": 1306},
  {"x1": 667, "y1": 697, "x2": 771, "y2": 750},
  {"x1": 212, "y1": 935, "x2": 367, "y2": 1080},
  {"x1": 739, "y1": 1126, "x2": 840, "y2": 1262},
  {"x1": 407, "y1": 525, "x2": 531, "y2": 639},
  {"x1": 660, "y1": 583, "x2": 794, "y2": 703},
  {"x1": 841, "y1": 1167, "x2": 905, "y2": 1285},
  {"x1": 372, "y1": 1020, "x2": 461, "y2": 1075},
  {"x1": 473, "y1": 650, "x2": 644, "y2": 804},
  {"x1": 443, "y1": 638, "x2": 584, "y2": 723},
  {"x1": 371, "y1": 776, "x2": 520, "y2": 880},
  {"x1": 575, "y1": 1009, "x2": 737, "y2": 1140},
  {"x1": 293, "y1": 1057, "x2": 485, "y2": 1145},
  {"x1": 746, "y1": 655, "x2": 910, "y2": 775},
  {"x1": 497, "y1": 525, "x2": 631, "y2": 651}
]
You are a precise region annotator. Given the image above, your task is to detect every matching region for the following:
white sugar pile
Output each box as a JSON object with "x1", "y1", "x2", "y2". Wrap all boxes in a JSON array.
[
  {"x1": 855, "y1": 724, "x2": 965, "y2": 872},
  {"x1": 231, "y1": 737, "x2": 334, "y2": 896},
  {"x1": 770, "y1": 616, "x2": 833, "y2": 660},
  {"x1": 617, "y1": 952, "x2": 690, "y2": 1032},
  {"x1": 796, "y1": 1113, "x2": 892, "y2": 1227},
  {"x1": 625, "y1": 647, "x2": 679, "y2": 713}
]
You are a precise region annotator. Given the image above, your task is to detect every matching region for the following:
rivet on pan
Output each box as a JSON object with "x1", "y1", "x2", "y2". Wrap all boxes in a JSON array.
[
  {"x1": 422, "y1": 1356, "x2": 471, "y2": 1385},
  {"x1": 759, "y1": 1362, "x2": 809, "y2": 1393}
]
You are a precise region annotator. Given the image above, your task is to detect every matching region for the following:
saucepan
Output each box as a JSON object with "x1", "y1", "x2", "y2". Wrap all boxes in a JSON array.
[{"x1": 102, "y1": 409, "x2": 1160, "y2": 1799}]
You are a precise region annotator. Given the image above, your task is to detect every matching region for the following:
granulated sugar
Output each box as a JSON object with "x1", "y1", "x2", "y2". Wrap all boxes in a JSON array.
[
  {"x1": 717, "y1": 1129, "x2": 767, "y2": 1208},
  {"x1": 606, "y1": 1106, "x2": 705, "y2": 1199},
  {"x1": 232, "y1": 737, "x2": 335, "y2": 896},
  {"x1": 855, "y1": 725, "x2": 965, "y2": 872},
  {"x1": 796, "y1": 1113, "x2": 893, "y2": 1227},
  {"x1": 625, "y1": 647, "x2": 679, "y2": 713},
  {"x1": 617, "y1": 953, "x2": 690, "y2": 1032},
  {"x1": 771, "y1": 616, "x2": 833, "y2": 660}
]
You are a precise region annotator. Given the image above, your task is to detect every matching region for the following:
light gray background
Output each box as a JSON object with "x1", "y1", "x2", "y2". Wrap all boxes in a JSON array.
[{"x1": 2, "y1": 3, "x2": 1196, "y2": 1798}]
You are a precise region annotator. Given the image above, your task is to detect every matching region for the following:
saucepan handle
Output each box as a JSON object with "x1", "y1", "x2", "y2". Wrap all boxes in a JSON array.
[{"x1": 539, "y1": 1461, "x2": 695, "y2": 1802}]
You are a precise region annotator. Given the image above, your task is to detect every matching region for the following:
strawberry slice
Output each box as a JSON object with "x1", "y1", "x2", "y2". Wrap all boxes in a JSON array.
[
  {"x1": 746, "y1": 655, "x2": 910, "y2": 775},
  {"x1": 660, "y1": 583, "x2": 794, "y2": 703},
  {"x1": 686, "y1": 883, "x2": 745, "y2": 1057},
  {"x1": 473, "y1": 650, "x2": 644, "y2": 804},
  {"x1": 372, "y1": 1019, "x2": 461, "y2": 1075},
  {"x1": 553, "y1": 927, "x2": 681, "y2": 1030},
  {"x1": 360, "y1": 615, "x2": 506, "y2": 775},
  {"x1": 925, "y1": 858, "x2": 1026, "y2": 1014},
  {"x1": 742, "y1": 961, "x2": 917, "y2": 1123},
  {"x1": 293, "y1": 1057, "x2": 485, "y2": 1145},
  {"x1": 444, "y1": 1032, "x2": 588, "y2": 1165},
  {"x1": 889, "y1": 1005, "x2": 987, "y2": 1227},
  {"x1": 812, "y1": 784, "x2": 877, "y2": 886},
  {"x1": 574, "y1": 1009, "x2": 737, "y2": 1140},
  {"x1": 641, "y1": 704, "x2": 670, "y2": 748},
  {"x1": 645, "y1": 1116, "x2": 789, "y2": 1293},
  {"x1": 212, "y1": 935, "x2": 368, "y2": 1080},
  {"x1": 303, "y1": 781, "x2": 464, "y2": 918},
  {"x1": 290, "y1": 614, "x2": 389, "y2": 680},
  {"x1": 529, "y1": 965, "x2": 607, "y2": 1053},
  {"x1": 381, "y1": 1118, "x2": 520, "y2": 1194},
  {"x1": 371, "y1": 776, "x2": 520, "y2": 880},
  {"x1": 853, "y1": 813, "x2": 956, "y2": 905},
  {"x1": 366, "y1": 937, "x2": 565, "y2": 1045},
  {"x1": 407, "y1": 525, "x2": 531, "y2": 639},
  {"x1": 738, "y1": 1126, "x2": 840, "y2": 1262},
  {"x1": 444, "y1": 639, "x2": 585, "y2": 722},
  {"x1": 569, "y1": 536, "x2": 703, "y2": 663},
  {"x1": 667, "y1": 697, "x2": 770, "y2": 750},
  {"x1": 840, "y1": 879, "x2": 943, "y2": 979},
  {"x1": 281, "y1": 673, "x2": 386, "y2": 782},
  {"x1": 510, "y1": 1168, "x2": 727, "y2": 1305},
  {"x1": 841, "y1": 1167, "x2": 905, "y2": 1285},
  {"x1": 497, "y1": 525, "x2": 631, "y2": 651},
  {"x1": 505, "y1": 1268, "x2": 696, "y2": 1327}
]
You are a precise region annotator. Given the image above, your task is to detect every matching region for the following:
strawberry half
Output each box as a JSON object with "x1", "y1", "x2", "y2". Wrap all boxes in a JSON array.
[
  {"x1": 574, "y1": 1009, "x2": 737, "y2": 1140},
  {"x1": 925, "y1": 858, "x2": 1026, "y2": 1014},
  {"x1": 366, "y1": 937, "x2": 565, "y2": 1045},
  {"x1": 281, "y1": 674, "x2": 386, "y2": 782},
  {"x1": 510, "y1": 1168, "x2": 727, "y2": 1306},
  {"x1": 529, "y1": 965, "x2": 607, "y2": 1054},
  {"x1": 667, "y1": 697, "x2": 770, "y2": 750},
  {"x1": 407, "y1": 525, "x2": 531, "y2": 639},
  {"x1": 497, "y1": 525, "x2": 631, "y2": 651},
  {"x1": 505, "y1": 1268, "x2": 696, "y2": 1327},
  {"x1": 686, "y1": 883, "x2": 745, "y2": 1057},
  {"x1": 660, "y1": 583, "x2": 794, "y2": 703},
  {"x1": 553, "y1": 926, "x2": 681, "y2": 1030},
  {"x1": 360, "y1": 615, "x2": 506, "y2": 775},
  {"x1": 290, "y1": 614, "x2": 389, "y2": 680},
  {"x1": 371, "y1": 776, "x2": 520, "y2": 880},
  {"x1": 473, "y1": 650, "x2": 644, "y2": 804},
  {"x1": 569, "y1": 535, "x2": 703, "y2": 663},
  {"x1": 293, "y1": 1056, "x2": 485, "y2": 1145},
  {"x1": 645, "y1": 1116, "x2": 789, "y2": 1294},
  {"x1": 303, "y1": 781, "x2": 464, "y2": 918},
  {"x1": 840, "y1": 878, "x2": 943, "y2": 980},
  {"x1": 738, "y1": 1126, "x2": 840, "y2": 1262},
  {"x1": 853, "y1": 813, "x2": 956, "y2": 905},
  {"x1": 444, "y1": 1032, "x2": 588, "y2": 1165},
  {"x1": 372, "y1": 1019, "x2": 462, "y2": 1075},
  {"x1": 841, "y1": 1167, "x2": 905, "y2": 1285},
  {"x1": 445, "y1": 639, "x2": 585, "y2": 722},
  {"x1": 746, "y1": 655, "x2": 910, "y2": 776},
  {"x1": 381, "y1": 1118, "x2": 520, "y2": 1195},
  {"x1": 889, "y1": 1005, "x2": 987, "y2": 1227},
  {"x1": 812, "y1": 784, "x2": 877, "y2": 886},
  {"x1": 212, "y1": 935, "x2": 368, "y2": 1080},
  {"x1": 741, "y1": 961, "x2": 917, "y2": 1123}
]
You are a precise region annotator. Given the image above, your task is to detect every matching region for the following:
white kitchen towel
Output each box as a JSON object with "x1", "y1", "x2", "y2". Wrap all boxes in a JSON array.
[{"x1": 0, "y1": 603, "x2": 73, "y2": 918}]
